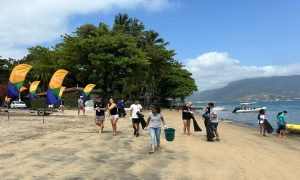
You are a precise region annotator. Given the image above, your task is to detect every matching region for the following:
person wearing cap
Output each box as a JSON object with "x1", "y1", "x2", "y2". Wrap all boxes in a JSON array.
[
  {"x1": 78, "y1": 96, "x2": 85, "y2": 115},
  {"x1": 94, "y1": 96, "x2": 107, "y2": 134}
]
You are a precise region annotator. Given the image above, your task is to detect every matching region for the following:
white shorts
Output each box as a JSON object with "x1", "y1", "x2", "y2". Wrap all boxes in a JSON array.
[
  {"x1": 110, "y1": 114, "x2": 119, "y2": 119},
  {"x1": 258, "y1": 120, "x2": 265, "y2": 124}
]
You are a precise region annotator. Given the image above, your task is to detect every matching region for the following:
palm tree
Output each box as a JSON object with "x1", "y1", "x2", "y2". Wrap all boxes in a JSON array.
[
  {"x1": 130, "y1": 18, "x2": 145, "y2": 37},
  {"x1": 142, "y1": 30, "x2": 164, "y2": 46},
  {"x1": 113, "y1": 13, "x2": 132, "y2": 34}
]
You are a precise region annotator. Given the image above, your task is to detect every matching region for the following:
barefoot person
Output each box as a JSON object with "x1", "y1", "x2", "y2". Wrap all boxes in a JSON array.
[
  {"x1": 94, "y1": 96, "x2": 107, "y2": 134},
  {"x1": 146, "y1": 105, "x2": 168, "y2": 154},
  {"x1": 108, "y1": 98, "x2": 119, "y2": 136},
  {"x1": 129, "y1": 99, "x2": 143, "y2": 137},
  {"x1": 78, "y1": 96, "x2": 85, "y2": 116},
  {"x1": 258, "y1": 109, "x2": 267, "y2": 136},
  {"x1": 182, "y1": 102, "x2": 193, "y2": 136},
  {"x1": 277, "y1": 111, "x2": 287, "y2": 138}
]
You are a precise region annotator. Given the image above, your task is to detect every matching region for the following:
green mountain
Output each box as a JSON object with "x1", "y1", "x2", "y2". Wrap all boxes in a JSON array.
[{"x1": 189, "y1": 75, "x2": 300, "y2": 102}]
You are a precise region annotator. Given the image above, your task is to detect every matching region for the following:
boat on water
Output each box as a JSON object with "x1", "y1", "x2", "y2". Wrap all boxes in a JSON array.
[
  {"x1": 286, "y1": 124, "x2": 300, "y2": 134},
  {"x1": 232, "y1": 102, "x2": 266, "y2": 113},
  {"x1": 191, "y1": 106, "x2": 226, "y2": 111}
]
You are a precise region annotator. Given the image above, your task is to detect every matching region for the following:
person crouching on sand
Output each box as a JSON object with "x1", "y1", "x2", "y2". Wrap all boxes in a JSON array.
[
  {"x1": 258, "y1": 109, "x2": 267, "y2": 136},
  {"x1": 145, "y1": 105, "x2": 168, "y2": 154},
  {"x1": 108, "y1": 98, "x2": 119, "y2": 136},
  {"x1": 94, "y1": 96, "x2": 107, "y2": 134}
]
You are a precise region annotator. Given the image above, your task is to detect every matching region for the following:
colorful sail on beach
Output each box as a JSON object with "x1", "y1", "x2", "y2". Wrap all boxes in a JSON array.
[
  {"x1": 8, "y1": 64, "x2": 32, "y2": 99},
  {"x1": 29, "y1": 81, "x2": 40, "y2": 99},
  {"x1": 58, "y1": 86, "x2": 66, "y2": 100},
  {"x1": 82, "y1": 84, "x2": 96, "y2": 100},
  {"x1": 46, "y1": 69, "x2": 68, "y2": 105}
]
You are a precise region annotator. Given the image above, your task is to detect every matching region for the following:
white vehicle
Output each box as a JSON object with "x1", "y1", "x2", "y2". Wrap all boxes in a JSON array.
[
  {"x1": 232, "y1": 102, "x2": 266, "y2": 113},
  {"x1": 10, "y1": 101, "x2": 27, "y2": 109}
]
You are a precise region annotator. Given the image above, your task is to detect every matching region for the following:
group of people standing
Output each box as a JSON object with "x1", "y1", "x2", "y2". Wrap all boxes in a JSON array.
[
  {"x1": 257, "y1": 109, "x2": 288, "y2": 137},
  {"x1": 182, "y1": 102, "x2": 220, "y2": 141}
]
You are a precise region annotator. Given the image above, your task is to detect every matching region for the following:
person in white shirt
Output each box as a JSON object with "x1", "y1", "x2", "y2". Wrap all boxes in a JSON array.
[
  {"x1": 258, "y1": 109, "x2": 267, "y2": 136},
  {"x1": 208, "y1": 102, "x2": 220, "y2": 141},
  {"x1": 129, "y1": 99, "x2": 143, "y2": 137},
  {"x1": 78, "y1": 96, "x2": 85, "y2": 116}
]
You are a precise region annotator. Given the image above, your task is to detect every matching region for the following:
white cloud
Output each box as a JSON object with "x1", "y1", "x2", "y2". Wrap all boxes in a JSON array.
[
  {"x1": 0, "y1": 0, "x2": 172, "y2": 59},
  {"x1": 185, "y1": 52, "x2": 300, "y2": 91}
]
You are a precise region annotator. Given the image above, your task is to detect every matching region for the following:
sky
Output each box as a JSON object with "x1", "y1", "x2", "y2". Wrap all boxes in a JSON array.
[{"x1": 1, "y1": 0, "x2": 300, "y2": 91}]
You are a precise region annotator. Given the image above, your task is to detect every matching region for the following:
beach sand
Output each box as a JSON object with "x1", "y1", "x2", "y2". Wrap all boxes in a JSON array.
[{"x1": 0, "y1": 109, "x2": 299, "y2": 179}]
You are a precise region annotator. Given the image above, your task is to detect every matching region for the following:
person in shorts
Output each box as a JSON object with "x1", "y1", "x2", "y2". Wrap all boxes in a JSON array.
[
  {"x1": 182, "y1": 102, "x2": 192, "y2": 136},
  {"x1": 129, "y1": 99, "x2": 143, "y2": 137},
  {"x1": 94, "y1": 96, "x2": 107, "y2": 134},
  {"x1": 78, "y1": 96, "x2": 85, "y2": 115},
  {"x1": 258, "y1": 109, "x2": 266, "y2": 136},
  {"x1": 108, "y1": 98, "x2": 119, "y2": 136},
  {"x1": 277, "y1": 111, "x2": 287, "y2": 138}
]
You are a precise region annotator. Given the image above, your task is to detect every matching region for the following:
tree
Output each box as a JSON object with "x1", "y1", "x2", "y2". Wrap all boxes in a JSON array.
[
  {"x1": 17, "y1": 13, "x2": 197, "y2": 103},
  {"x1": 113, "y1": 13, "x2": 132, "y2": 34},
  {"x1": 23, "y1": 46, "x2": 56, "y2": 91},
  {"x1": 158, "y1": 62, "x2": 198, "y2": 100}
]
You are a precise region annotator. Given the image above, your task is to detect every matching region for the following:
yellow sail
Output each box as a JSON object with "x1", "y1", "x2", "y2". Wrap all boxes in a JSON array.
[
  {"x1": 83, "y1": 84, "x2": 96, "y2": 93},
  {"x1": 49, "y1": 69, "x2": 68, "y2": 89},
  {"x1": 29, "y1": 81, "x2": 40, "y2": 94},
  {"x1": 9, "y1": 64, "x2": 32, "y2": 90},
  {"x1": 58, "y1": 86, "x2": 66, "y2": 99}
]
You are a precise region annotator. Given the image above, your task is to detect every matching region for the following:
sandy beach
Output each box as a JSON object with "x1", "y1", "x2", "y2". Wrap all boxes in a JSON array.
[{"x1": 0, "y1": 109, "x2": 300, "y2": 180}]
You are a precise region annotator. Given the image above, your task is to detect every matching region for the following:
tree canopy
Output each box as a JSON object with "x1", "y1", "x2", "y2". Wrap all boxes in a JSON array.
[{"x1": 1, "y1": 13, "x2": 197, "y2": 103}]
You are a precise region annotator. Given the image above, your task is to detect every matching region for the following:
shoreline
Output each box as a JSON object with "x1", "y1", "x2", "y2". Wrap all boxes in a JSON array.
[{"x1": 1, "y1": 109, "x2": 300, "y2": 179}]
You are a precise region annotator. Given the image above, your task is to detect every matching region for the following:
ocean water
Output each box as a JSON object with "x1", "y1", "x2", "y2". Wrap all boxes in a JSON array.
[{"x1": 194, "y1": 101, "x2": 300, "y2": 128}]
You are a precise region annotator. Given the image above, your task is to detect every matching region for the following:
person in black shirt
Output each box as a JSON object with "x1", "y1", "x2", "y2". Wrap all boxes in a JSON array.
[
  {"x1": 108, "y1": 98, "x2": 119, "y2": 136},
  {"x1": 182, "y1": 102, "x2": 193, "y2": 136},
  {"x1": 94, "y1": 96, "x2": 107, "y2": 134}
]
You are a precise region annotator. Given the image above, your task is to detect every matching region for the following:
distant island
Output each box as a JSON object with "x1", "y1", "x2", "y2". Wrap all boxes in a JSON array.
[{"x1": 188, "y1": 75, "x2": 300, "y2": 102}]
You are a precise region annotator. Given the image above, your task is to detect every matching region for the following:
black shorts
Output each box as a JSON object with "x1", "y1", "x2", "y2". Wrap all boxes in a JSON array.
[
  {"x1": 132, "y1": 118, "x2": 140, "y2": 124},
  {"x1": 211, "y1": 122, "x2": 218, "y2": 130},
  {"x1": 182, "y1": 115, "x2": 192, "y2": 120},
  {"x1": 278, "y1": 125, "x2": 286, "y2": 131}
]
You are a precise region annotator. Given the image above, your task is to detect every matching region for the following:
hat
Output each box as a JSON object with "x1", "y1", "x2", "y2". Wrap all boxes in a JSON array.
[{"x1": 80, "y1": 96, "x2": 83, "y2": 98}]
